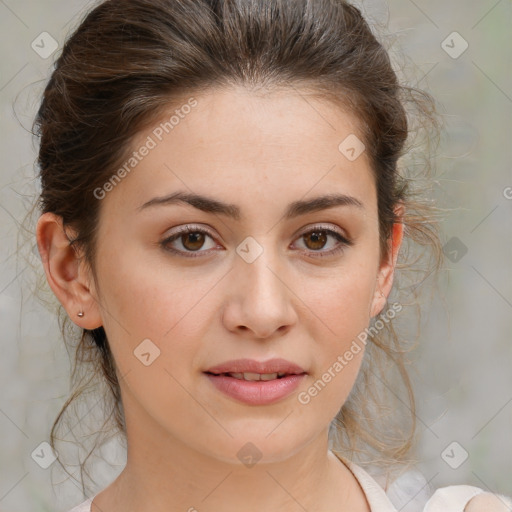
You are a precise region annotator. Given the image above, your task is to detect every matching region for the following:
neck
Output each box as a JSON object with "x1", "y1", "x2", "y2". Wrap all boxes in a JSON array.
[{"x1": 92, "y1": 395, "x2": 364, "y2": 512}]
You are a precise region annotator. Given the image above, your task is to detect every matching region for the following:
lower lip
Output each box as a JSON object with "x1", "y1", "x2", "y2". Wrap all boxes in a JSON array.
[{"x1": 205, "y1": 373, "x2": 306, "y2": 405}]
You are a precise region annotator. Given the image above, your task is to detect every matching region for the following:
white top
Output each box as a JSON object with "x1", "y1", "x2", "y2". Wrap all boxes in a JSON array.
[{"x1": 66, "y1": 455, "x2": 512, "y2": 512}]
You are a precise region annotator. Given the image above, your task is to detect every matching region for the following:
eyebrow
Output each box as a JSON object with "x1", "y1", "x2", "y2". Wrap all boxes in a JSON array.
[{"x1": 137, "y1": 190, "x2": 364, "y2": 220}]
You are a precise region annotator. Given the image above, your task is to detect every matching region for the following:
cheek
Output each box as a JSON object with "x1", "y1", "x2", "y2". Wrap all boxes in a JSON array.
[
  {"x1": 299, "y1": 260, "x2": 376, "y2": 400},
  {"x1": 305, "y1": 261, "x2": 376, "y2": 340},
  {"x1": 95, "y1": 260, "x2": 236, "y2": 410},
  {"x1": 97, "y1": 237, "x2": 221, "y2": 337},
  {"x1": 94, "y1": 254, "x2": 216, "y2": 419}
]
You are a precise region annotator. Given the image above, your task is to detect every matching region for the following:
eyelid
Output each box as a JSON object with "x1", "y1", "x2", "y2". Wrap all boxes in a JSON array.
[
  {"x1": 160, "y1": 224, "x2": 221, "y2": 258},
  {"x1": 164, "y1": 223, "x2": 216, "y2": 239},
  {"x1": 290, "y1": 224, "x2": 353, "y2": 259},
  {"x1": 161, "y1": 222, "x2": 353, "y2": 258},
  {"x1": 294, "y1": 223, "x2": 350, "y2": 242},
  {"x1": 164, "y1": 222, "x2": 350, "y2": 243}
]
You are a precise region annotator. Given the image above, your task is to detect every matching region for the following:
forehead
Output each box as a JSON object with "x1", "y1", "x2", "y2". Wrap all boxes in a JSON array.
[
  {"x1": 101, "y1": 85, "x2": 376, "y2": 219},
  {"x1": 167, "y1": 85, "x2": 364, "y2": 153}
]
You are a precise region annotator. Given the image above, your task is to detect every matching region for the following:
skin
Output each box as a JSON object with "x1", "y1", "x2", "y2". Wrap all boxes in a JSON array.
[
  {"x1": 37, "y1": 85, "x2": 405, "y2": 512},
  {"x1": 464, "y1": 493, "x2": 512, "y2": 512}
]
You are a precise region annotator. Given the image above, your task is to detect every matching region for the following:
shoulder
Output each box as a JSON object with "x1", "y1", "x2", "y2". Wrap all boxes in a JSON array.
[
  {"x1": 425, "y1": 487, "x2": 512, "y2": 512},
  {"x1": 383, "y1": 465, "x2": 434, "y2": 511},
  {"x1": 386, "y1": 469, "x2": 512, "y2": 512}
]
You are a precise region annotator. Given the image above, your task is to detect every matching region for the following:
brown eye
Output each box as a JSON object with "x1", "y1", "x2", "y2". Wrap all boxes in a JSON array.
[
  {"x1": 181, "y1": 232, "x2": 206, "y2": 251},
  {"x1": 293, "y1": 226, "x2": 353, "y2": 259},
  {"x1": 161, "y1": 226, "x2": 218, "y2": 257},
  {"x1": 302, "y1": 230, "x2": 328, "y2": 251}
]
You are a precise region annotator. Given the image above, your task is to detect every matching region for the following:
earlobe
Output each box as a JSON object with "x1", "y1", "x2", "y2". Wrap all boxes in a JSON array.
[
  {"x1": 370, "y1": 203, "x2": 405, "y2": 318},
  {"x1": 35, "y1": 212, "x2": 103, "y2": 329}
]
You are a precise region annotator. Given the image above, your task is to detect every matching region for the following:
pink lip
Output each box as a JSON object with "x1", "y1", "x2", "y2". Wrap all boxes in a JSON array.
[
  {"x1": 204, "y1": 358, "x2": 308, "y2": 405},
  {"x1": 205, "y1": 358, "x2": 307, "y2": 375},
  {"x1": 205, "y1": 373, "x2": 306, "y2": 405}
]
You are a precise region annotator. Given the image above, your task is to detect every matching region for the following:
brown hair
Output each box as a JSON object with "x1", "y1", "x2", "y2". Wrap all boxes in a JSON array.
[{"x1": 31, "y1": 0, "x2": 443, "y2": 495}]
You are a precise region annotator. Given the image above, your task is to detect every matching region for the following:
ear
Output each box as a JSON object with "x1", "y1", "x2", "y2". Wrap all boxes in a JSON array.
[
  {"x1": 35, "y1": 212, "x2": 103, "y2": 329},
  {"x1": 370, "y1": 203, "x2": 404, "y2": 318}
]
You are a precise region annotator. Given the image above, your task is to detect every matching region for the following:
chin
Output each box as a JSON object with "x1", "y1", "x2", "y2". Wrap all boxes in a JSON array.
[{"x1": 197, "y1": 427, "x2": 315, "y2": 467}]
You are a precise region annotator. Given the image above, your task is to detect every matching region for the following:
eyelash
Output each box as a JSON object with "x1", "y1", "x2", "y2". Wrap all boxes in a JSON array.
[{"x1": 160, "y1": 224, "x2": 353, "y2": 259}]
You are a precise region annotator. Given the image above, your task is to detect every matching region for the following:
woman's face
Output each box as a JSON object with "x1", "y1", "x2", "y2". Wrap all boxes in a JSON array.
[{"x1": 73, "y1": 86, "x2": 401, "y2": 464}]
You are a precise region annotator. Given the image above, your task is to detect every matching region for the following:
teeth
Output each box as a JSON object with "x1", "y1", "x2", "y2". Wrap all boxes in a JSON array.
[{"x1": 226, "y1": 372, "x2": 286, "y2": 381}]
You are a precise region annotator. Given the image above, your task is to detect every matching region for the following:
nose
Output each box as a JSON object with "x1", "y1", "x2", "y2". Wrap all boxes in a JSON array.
[{"x1": 221, "y1": 243, "x2": 298, "y2": 339}]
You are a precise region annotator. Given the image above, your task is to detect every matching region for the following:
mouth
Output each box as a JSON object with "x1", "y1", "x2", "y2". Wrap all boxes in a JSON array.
[
  {"x1": 204, "y1": 371, "x2": 305, "y2": 381},
  {"x1": 203, "y1": 359, "x2": 308, "y2": 405},
  {"x1": 204, "y1": 358, "x2": 307, "y2": 377}
]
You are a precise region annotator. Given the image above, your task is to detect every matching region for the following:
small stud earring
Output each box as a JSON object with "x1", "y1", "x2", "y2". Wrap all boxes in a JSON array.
[{"x1": 77, "y1": 311, "x2": 85, "y2": 318}]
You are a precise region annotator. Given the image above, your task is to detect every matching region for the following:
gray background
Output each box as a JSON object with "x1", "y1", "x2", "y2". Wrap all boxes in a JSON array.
[{"x1": 0, "y1": 0, "x2": 511, "y2": 510}]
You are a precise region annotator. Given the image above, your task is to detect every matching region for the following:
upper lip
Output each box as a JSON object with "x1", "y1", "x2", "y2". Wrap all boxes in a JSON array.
[{"x1": 205, "y1": 358, "x2": 307, "y2": 375}]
